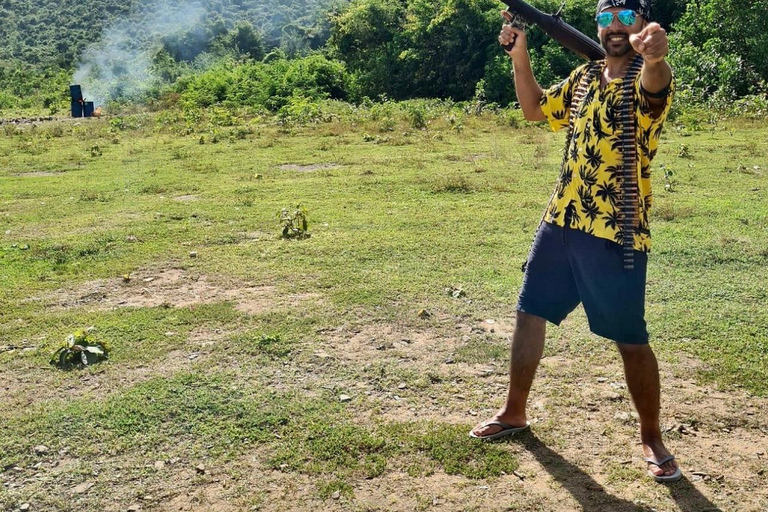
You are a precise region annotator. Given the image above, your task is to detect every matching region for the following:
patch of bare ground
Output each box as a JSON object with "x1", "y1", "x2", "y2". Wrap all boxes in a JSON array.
[
  {"x1": 279, "y1": 163, "x2": 341, "y2": 172},
  {"x1": 3, "y1": 317, "x2": 766, "y2": 512},
  {"x1": 11, "y1": 170, "x2": 67, "y2": 177},
  {"x1": 0, "y1": 340, "x2": 230, "y2": 413},
  {"x1": 298, "y1": 316, "x2": 768, "y2": 511},
  {"x1": 2, "y1": 266, "x2": 322, "y2": 412},
  {"x1": 173, "y1": 194, "x2": 199, "y2": 202},
  {"x1": 43, "y1": 265, "x2": 318, "y2": 314}
]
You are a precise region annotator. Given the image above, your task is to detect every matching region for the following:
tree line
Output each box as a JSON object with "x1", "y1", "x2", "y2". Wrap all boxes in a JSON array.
[{"x1": 0, "y1": 0, "x2": 765, "y2": 112}]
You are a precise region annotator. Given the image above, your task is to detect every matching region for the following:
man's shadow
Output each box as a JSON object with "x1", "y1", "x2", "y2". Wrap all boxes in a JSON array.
[{"x1": 508, "y1": 433, "x2": 723, "y2": 512}]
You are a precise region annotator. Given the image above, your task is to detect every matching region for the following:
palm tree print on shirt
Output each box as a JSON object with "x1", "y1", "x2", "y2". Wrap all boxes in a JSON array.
[{"x1": 536, "y1": 62, "x2": 675, "y2": 252}]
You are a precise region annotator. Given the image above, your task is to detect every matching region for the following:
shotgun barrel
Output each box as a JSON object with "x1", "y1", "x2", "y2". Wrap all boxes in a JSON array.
[{"x1": 501, "y1": 0, "x2": 606, "y2": 61}]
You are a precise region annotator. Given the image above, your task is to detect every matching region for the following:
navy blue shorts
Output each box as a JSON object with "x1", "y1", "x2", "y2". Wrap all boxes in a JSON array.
[{"x1": 516, "y1": 222, "x2": 649, "y2": 345}]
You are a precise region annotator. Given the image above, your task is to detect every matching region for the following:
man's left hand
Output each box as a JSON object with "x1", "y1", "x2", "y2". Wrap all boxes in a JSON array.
[{"x1": 630, "y1": 23, "x2": 668, "y2": 65}]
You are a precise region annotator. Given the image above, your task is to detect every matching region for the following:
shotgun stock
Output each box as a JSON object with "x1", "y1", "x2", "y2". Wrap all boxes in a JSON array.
[{"x1": 500, "y1": 0, "x2": 605, "y2": 61}]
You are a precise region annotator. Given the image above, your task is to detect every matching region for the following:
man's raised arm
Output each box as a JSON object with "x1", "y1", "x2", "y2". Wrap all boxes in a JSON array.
[{"x1": 499, "y1": 10, "x2": 546, "y2": 122}]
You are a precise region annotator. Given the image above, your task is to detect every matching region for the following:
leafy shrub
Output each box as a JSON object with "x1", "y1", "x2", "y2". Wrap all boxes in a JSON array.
[
  {"x1": 177, "y1": 54, "x2": 349, "y2": 112},
  {"x1": 279, "y1": 204, "x2": 310, "y2": 240},
  {"x1": 50, "y1": 328, "x2": 109, "y2": 370}
]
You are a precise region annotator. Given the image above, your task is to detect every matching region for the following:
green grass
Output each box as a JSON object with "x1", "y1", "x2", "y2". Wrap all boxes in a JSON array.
[{"x1": 0, "y1": 106, "x2": 767, "y2": 510}]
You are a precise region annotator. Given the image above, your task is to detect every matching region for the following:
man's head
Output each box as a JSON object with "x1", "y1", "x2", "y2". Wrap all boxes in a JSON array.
[{"x1": 595, "y1": 0, "x2": 651, "y2": 57}]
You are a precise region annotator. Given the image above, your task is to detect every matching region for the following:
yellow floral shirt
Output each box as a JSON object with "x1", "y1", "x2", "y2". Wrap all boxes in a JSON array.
[{"x1": 539, "y1": 61, "x2": 674, "y2": 252}]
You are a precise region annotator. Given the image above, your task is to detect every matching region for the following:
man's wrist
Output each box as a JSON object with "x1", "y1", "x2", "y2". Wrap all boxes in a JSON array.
[{"x1": 640, "y1": 82, "x2": 671, "y2": 99}]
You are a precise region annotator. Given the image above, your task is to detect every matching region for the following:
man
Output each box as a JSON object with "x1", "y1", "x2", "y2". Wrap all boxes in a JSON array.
[{"x1": 470, "y1": 0, "x2": 680, "y2": 483}]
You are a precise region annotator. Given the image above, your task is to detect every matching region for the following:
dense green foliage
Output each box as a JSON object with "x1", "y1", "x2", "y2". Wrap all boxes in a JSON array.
[
  {"x1": 0, "y1": 0, "x2": 341, "y2": 70},
  {"x1": 175, "y1": 54, "x2": 349, "y2": 110},
  {"x1": 667, "y1": 0, "x2": 768, "y2": 104},
  {"x1": 1, "y1": 0, "x2": 766, "y2": 113},
  {"x1": 326, "y1": 0, "x2": 766, "y2": 104}
]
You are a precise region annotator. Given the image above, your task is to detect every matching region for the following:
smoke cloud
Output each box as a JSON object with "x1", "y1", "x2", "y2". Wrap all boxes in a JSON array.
[
  {"x1": 73, "y1": 2, "x2": 207, "y2": 106},
  {"x1": 73, "y1": 0, "x2": 341, "y2": 106}
]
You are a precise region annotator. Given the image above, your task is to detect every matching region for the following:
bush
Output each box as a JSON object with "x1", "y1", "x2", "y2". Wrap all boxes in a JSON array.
[{"x1": 177, "y1": 54, "x2": 350, "y2": 111}]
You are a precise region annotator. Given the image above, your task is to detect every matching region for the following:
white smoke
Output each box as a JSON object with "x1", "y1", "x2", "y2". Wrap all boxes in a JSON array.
[
  {"x1": 72, "y1": 0, "x2": 343, "y2": 106},
  {"x1": 73, "y1": 3, "x2": 207, "y2": 106}
]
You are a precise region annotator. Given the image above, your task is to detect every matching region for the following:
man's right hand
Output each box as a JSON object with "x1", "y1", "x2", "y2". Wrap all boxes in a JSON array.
[{"x1": 499, "y1": 10, "x2": 528, "y2": 60}]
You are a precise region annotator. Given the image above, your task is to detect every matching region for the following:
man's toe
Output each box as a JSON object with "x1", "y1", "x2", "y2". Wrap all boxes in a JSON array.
[
  {"x1": 663, "y1": 461, "x2": 678, "y2": 476},
  {"x1": 472, "y1": 424, "x2": 502, "y2": 437}
]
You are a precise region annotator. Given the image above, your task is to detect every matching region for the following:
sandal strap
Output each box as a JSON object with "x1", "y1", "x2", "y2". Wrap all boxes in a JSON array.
[
  {"x1": 481, "y1": 420, "x2": 515, "y2": 430},
  {"x1": 645, "y1": 455, "x2": 675, "y2": 467}
]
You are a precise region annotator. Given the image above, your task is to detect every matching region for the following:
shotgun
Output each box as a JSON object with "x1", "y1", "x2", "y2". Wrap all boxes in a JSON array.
[{"x1": 501, "y1": 0, "x2": 606, "y2": 61}]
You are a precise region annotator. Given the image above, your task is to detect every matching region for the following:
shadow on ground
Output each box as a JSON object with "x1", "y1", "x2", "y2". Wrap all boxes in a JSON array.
[{"x1": 515, "y1": 433, "x2": 724, "y2": 512}]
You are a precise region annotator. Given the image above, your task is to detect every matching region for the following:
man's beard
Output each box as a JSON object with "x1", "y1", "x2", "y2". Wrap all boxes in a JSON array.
[{"x1": 601, "y1": 33, "x2": 633, "y2": 57}]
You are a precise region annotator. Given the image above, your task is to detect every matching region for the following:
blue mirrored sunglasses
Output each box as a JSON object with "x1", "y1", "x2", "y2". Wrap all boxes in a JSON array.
[{"x1": 595, "y1": 9, "x2": 638, "y2": 28}]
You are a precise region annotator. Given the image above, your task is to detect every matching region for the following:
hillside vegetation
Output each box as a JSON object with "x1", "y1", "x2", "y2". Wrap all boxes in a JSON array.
[{"x1": 1, "y1": 0, "x2": 766, "y2": 116}]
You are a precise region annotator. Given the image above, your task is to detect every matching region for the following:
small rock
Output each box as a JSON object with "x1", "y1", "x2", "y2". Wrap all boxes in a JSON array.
[
  {"x1": 338, "y1": 394, "x2": 352, "y2": 403},
  {"x1": 127, "y1": 505, "x2": 141, "y2": 512},
  {"x1": 444, "y1": 358, "x2": 455, "y2": 364},
  {"x1": 331, "y1": 491, "x2": 341, "y2": 500},
  {"x1": 397, "y1": 383, "x2": 407, "y2": 390},
  {"x1": 614, "y1": 412, "x2": 632, "y2": 422},
  {"x1": 596, "y1": 377, "x2": 608, "y2": 383},
  {"x1": 73, "y1": 481, "x2": 94, "y2": 494},
  {"x1": 33, "y1": 445, "x2": 49, "y2": 455},
  {"x1": 189, "y1": 251, "x2": 198, "y2": 258},
  {"x1": 154, "y1": 461, "x2": 165, "y2": 470},
  {"x1": 195, "y1": 464, "x2": 206, "y2": 474},
  {"x1": 20, "y1": 504, "x2": 30, "y2": 511}
]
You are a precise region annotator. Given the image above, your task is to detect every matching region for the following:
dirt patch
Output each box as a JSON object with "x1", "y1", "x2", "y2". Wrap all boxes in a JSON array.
[
  {"x1": 12, "y1": 171, "x2": 66, "y2": 177},
  {"x1": 173, "y1": 194, "x2": 199, "y2": 202},
  {"x1": 305, "y1": 318, "x2": 768, "y2": 511},
  {"x1": 279, "y1": 163, "x2": 341, "y2": 172},
  {"x1": 3, "y1": 316, "x2": 767, "y2": 512},
  {"x1": 0, "y1": 348, "x2": 213, "y2": 414},
  {"x1": 44, "y1": 267, "x2": 285, "y2": 313}
]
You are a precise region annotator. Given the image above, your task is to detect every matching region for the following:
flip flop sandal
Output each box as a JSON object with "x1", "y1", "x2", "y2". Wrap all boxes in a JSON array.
[
  {"x1": 645, "y1": 455, "x2": 682, "y2": 483},
  {"x1": 469, "y1": 420, "x2": 530, "y2": 441}
]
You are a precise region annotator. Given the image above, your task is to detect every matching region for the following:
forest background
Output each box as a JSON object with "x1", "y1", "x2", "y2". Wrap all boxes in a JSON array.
[{"x1": 0, "y1": 0, "x2": 766, "y2": 117}]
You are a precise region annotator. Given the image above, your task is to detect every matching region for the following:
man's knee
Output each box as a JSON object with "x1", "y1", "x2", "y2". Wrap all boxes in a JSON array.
[
  {"x1": 615, "y1": 341, "x2": 655, "y2": 360},
  {"x1": 515, "y1": 310, "x2": 547, "y2": 333}
]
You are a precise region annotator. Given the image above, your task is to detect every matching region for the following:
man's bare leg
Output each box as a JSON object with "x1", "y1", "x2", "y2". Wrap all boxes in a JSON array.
[
  {"x1": 616, "y1": 342, "x2": 679, "y2": 478},
  {"x1": 471, "y1": 311, "x2": 546, "y2": 437}
]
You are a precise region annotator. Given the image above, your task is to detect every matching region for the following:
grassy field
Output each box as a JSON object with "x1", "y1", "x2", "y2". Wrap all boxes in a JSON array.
[{"x1": 0, "y1": 105, "x2": 766, "y2": 511}]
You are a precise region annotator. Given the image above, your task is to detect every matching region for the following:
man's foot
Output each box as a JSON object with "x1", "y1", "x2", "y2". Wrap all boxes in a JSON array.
[
  {"x1": 643, "y1": 440, "x2": 681, "y2": 482},
  {"x1": 470, "y1": 415, "x2": 529, "y2": 440}
]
